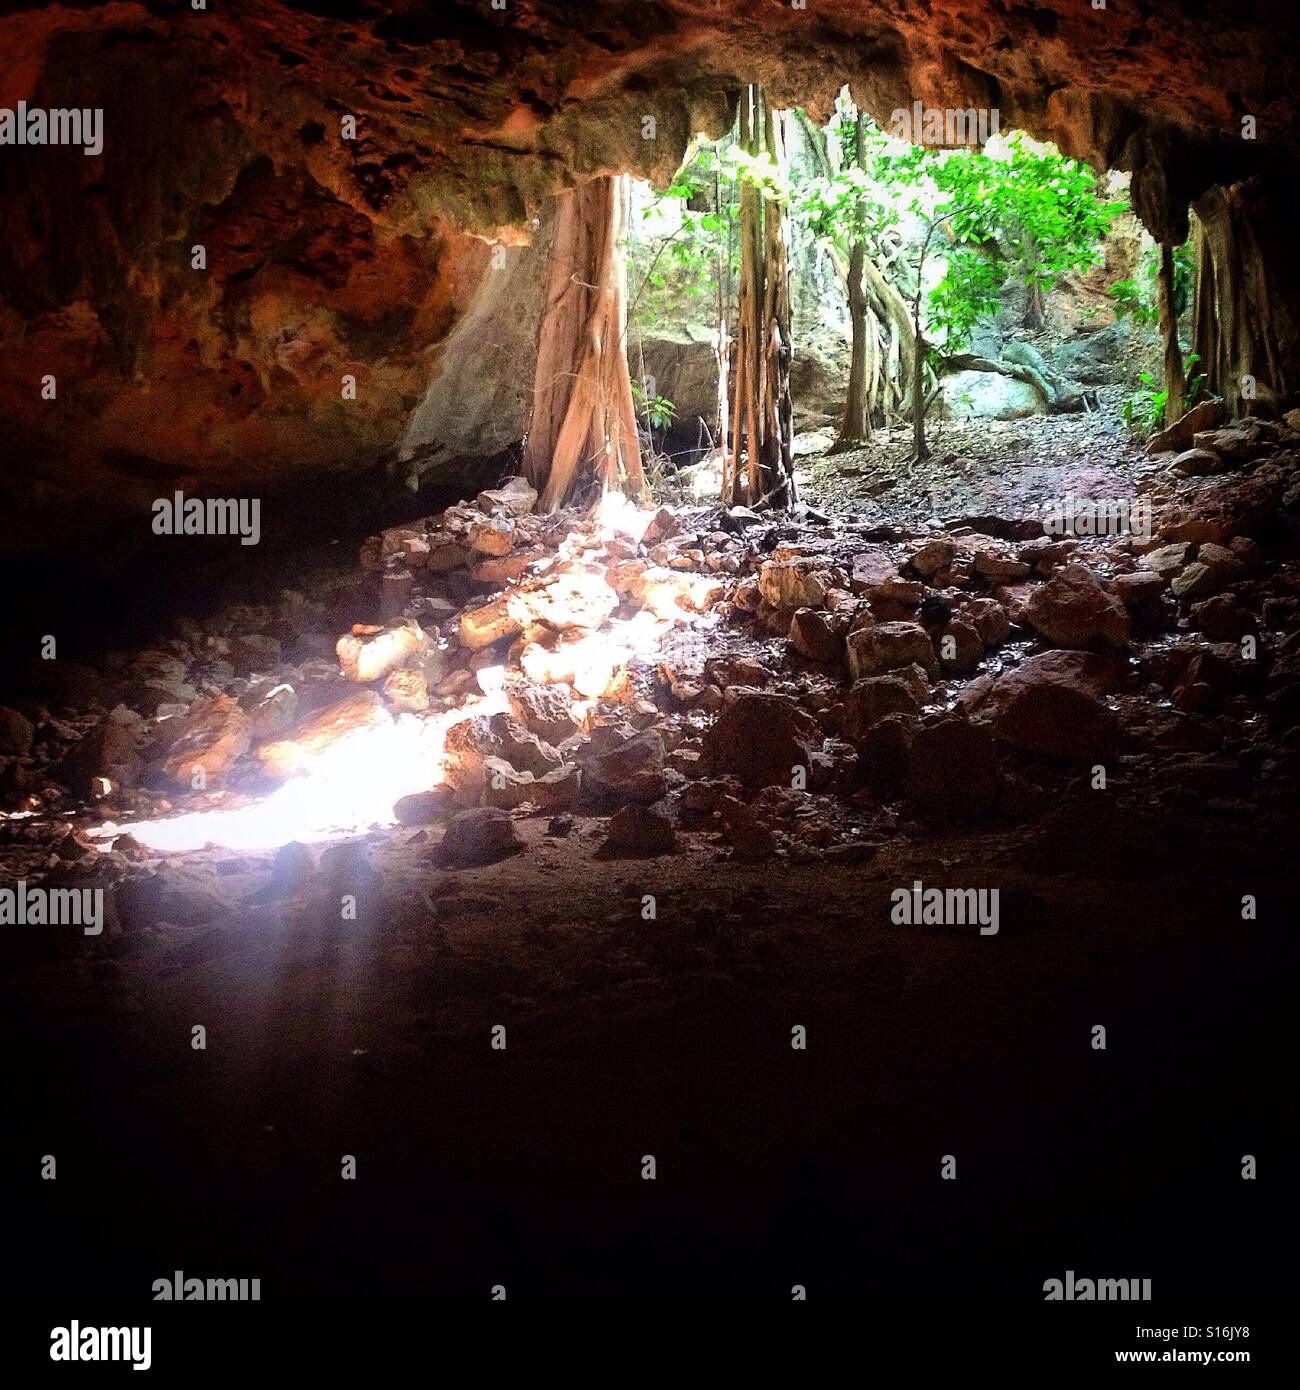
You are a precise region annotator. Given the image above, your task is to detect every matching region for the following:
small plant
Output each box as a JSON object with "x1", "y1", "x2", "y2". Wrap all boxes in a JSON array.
[
  {"x1": 632, "y1": 381, "x2": 676, "y2": 431},
  {"x1": 1183, "y1": 350, "x2": 1205, "y2": 408},
  {"x1": 1121, "y1": 370, "x2": 1167, "y2": 436},
  {"x1": 1121, "y1": 352, "x2": 1205, "y2": 435}
]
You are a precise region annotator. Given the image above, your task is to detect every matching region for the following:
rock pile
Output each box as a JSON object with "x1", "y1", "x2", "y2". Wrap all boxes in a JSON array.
[{"x1": 3, "y1": 406, "x2": 1300, "y2": 883}]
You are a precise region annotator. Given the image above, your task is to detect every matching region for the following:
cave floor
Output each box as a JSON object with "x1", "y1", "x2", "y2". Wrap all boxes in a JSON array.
[
  {"x1": 2, "y1": 416, "x2": 1296, "y2": 1300},
  {"x1": 3, "y1": 801, "x2": 1293, "y2": 1298}
]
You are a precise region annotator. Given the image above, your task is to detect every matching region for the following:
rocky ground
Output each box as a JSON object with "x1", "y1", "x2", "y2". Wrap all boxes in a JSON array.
[{"x1": 3, "y1": 408, "x2": 1298, "y2": 1297}]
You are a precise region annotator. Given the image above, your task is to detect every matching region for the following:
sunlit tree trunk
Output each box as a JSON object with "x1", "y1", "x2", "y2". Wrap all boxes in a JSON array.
[
  {"x1": 834, "y1": 112, "x2": 871, "y2": 452},
  {"x1": 723, "y1": 85, "x2": 796, "y2": 509},
  {"x1": 911, "y1": 279, "x2": 929, "y2": 463},
  {"x1": 524, "y1": 175, "x2": 644, "y2": 510}
]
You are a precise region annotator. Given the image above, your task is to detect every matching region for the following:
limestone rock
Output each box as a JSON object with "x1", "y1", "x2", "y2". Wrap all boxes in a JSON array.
[
  {"x1": 603, "y1": 801, "x2": 677, "y2": 855},
  {"x1": 435, "y1": 807, "x2": 522, "y2": 867},
  {"x1": 257, "y1": 690, "x2": 390, "y2": 779},
  {"x1": 707, "y1": 690, "x2": 822, "y2": 793},
  {"x1": 156, "y1": 693, "x2": 251, "y2": 787},
  {"x1": 337, "y1": 619, "x2": 430, "y2": 682},
  {"x1": 843, "y1": 676, "x2": 921, "y2": 743},
  {"x1": 906, "y1": 719, "x2": 1003, "y2": 819},
  {"x1": 1024, "y1": 570, "x2": 1131, "y2": 648},
  {"x1": 847, "y1": 622, "x2": 940, "y2": 680}
]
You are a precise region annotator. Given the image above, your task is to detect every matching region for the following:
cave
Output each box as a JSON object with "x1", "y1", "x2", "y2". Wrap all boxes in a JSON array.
[{"x1": 1, "y1": 0, "x2": 1295, "y2": 1351}]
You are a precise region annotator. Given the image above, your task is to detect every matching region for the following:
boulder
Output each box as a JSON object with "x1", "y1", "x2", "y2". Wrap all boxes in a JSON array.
[
  {"x1": 1141, "y1": 542, "x2": 1191, "y2": 578},
  {"x1": 789, "y1": 607, "x2": 846, "y2": 663},
  {"x1": 965, "y1": 598, "x2": 1011, "y2": 646},
  {"x1": 477, "y1": 476, "x2": 537, "y2": 516},
  {"x1": 1170, "y1": 562, "x2": 1218, "y2": 602},
  {"x1": 581, "y1": 728, "x2": 667, "y2": 805},
  {"x1": 230, "y1": 633, "x2": 282, "y2": 676},
  {"x1": 1190, "y1": 595, "x2": 1257, "y2": 642},
  {"x1": 482, "y1": 758, "x2": 579, "y2": 812},
  {"x1": 1171, "y1": 447, "x2": 1224, "y2": 477},
  {"x1": 1192, "y1": 424, "x2": 1269, "y2": 464},
  {"x1": 256, "y1": 690, "x2": 390, "y2": 779},
  {"x1": 1109, "y1": 571, "x2": 1166, "y2": 612},
  {"x1": 435, "y1": 807, "x2": 522, "y2": 867},
  {"x1": 0, "y1": 706, "x2": 34, "y2": 756},
  {"x1": 758, "y1": 560, "x2": 830, "y2": 609},
  {"x1": 60, "y1": 716, "x2": 142, "y2": 795},
  {"x1": 958, "y1": 650, "x2": 1124, "y2": 762},
  {"x1": 858, "y1": 713, "x2": 915, "y2": 799},
  {"x1": 973, "y1": 549, "x2": 1031, "y2": 581},
  {"x1": 1146, "y1": 399, "x2": 1225, "y2": 454},
  {"x1": 458, "y1": 596, "x2": 522, "y2": 651},
  {"x1": 1023, "y1": 570, "x2": 1131, "y2": 648},
  {"x1": 992, "y1": 677, "x2": 1119, "y2": 763},
  {"x1": 707, "y1": 690, "x2": 822, "y2": 793},
  {"x1": 934, "y1": 620, "x2": 984, "y2": 676},
  {"x1": 117, "y1": 864, "x2": 228, "y2": 928},
  {"x1": 603, "y1": 802, "x2": 677, "y2": 855},
  {"x1": 508, "y1": 569, "x2": 619, "y2": 632},
  {"x1": 337, "y1": 618, "x2": 430, "y2": 682},
  {"x1": 906, "y1": 719, "x2": 1003, "y2": 818},
  {"x1": 908, "y1": 538, "x2": 957, "y2": 578},
  {"x1": 155, "y1": 692, "x2": 251, "y2": 786},
  {"x1": 843, "y1": 676, "x2": 921, "y2": 743},
  {"x1": 847, "y1": 621, "x2": 940, "y2": 680}
]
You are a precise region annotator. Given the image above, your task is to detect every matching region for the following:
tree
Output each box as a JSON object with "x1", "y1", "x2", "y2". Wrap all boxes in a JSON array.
[
  {"x1": 722, "y1": 85, "x2": 796, "y2": 509},
  {"x1": 1192, "y1": 178, "x2": 1300, "y2": 418},
  {"x1": 627, "y1": 139, "x2": 736, "y2": 459},
  {"x1": 1155, "y1": 240, "x2": 1186, "y2": 423},
  {"x1": 524, "y1": 175, "x2": 645, "y2": 510},
  {"x1": 800, "y1": 104, "x2": 906, "y2": 449},
  {"x1": 883, "y1": 133, "x2": 1119, "y2": 461}
]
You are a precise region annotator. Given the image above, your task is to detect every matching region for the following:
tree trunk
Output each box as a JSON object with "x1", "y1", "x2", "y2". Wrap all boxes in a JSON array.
[
  {"x1": 1156, "y1": 241, "x2": 1185, "y2": 425},
  {"x1": 524, "y1": 175, "x2": 644, "y2": 511},
  {"x1": 909, "y1": 224, "x2": 935, "y2": 464},
  {"x1": 1192, "y1": 177, "x2": 1300, "y2": 418},
  {"x1": 911, "y1": 288, "x2": 929, "y2": 463},
  {"x1": 833, "y1": 113, "x2": 871, "y2": 452},
  {"x1": 723, "y1": 85, "x2": 796, "y2": 509}
]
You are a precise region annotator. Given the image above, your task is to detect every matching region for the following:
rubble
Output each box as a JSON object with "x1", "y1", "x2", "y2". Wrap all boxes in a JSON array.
[
  {"x1": 707, "y1": 690, "x2": 822, "y2": 792},
  {"x1": 0, "y1": 438, "x2": 1294, "y2": 879}
]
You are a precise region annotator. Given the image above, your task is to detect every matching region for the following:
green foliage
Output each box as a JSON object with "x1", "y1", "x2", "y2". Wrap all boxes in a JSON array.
[
  {"x1": 882, "y1": 131, "x2": 1122, "y2": 352},
  {"x1": 799, "y1": 120, "x2": 897, "y2": 255},
  {"x1": 1121, "y1": 351, "x2": 1205, "y2": 435},
  {"x1": 1108, "y1": 275, "x2": 1155, "y2": 325},
  {"x1": 628, "y1": 141, "x2": 737, "y2": 328},
  {"x1": 1109, "y1": 239, "x2": 1194, "y2": 325},
  {"x1": 1121, "y1": 370, "x2": 1168, "y2": 435},
  {"x1": 631, "y1": 381, "x2": 677, "y2": 430},
  {"x1": 1184, "y1": 350, "x2": 1205, "y2": 408}
]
